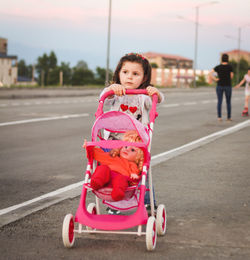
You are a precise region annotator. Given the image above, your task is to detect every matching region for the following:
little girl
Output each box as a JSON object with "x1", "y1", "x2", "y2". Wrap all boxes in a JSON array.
[
  {"x1": 100, "y1": 53, "x2": 164, "y2": 127},
  {"x1": 234, "y1": 67, "x2": 250, "y2": 116},
  {"x1": 100, "y1": 53, "x2": 164, "y2": 211}
]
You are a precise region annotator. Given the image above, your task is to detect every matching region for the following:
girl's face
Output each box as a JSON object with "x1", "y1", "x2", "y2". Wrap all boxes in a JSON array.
[
  {"x1": 120, "y1": 146, "x2": 139, "y2": 162},
  {"x1": 119, "y1": 61, "x2": 144, "y2": 89}
]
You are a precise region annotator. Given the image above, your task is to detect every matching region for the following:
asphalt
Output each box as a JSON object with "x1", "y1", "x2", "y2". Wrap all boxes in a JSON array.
[
  {"x1": 0, "y1": 86, "x2": 213, "y2": 99},
  {"x1": 1, "y1": 86, "x2": 249, "y2": 259}
]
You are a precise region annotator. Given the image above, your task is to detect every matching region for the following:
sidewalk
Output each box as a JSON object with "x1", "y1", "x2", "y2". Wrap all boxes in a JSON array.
[
  {"x1": 0, "y1": 87, "x2": 102, "y2": 99},
  {"x1": 0, "y1": 86, "x2": 214, "y2": 99}
]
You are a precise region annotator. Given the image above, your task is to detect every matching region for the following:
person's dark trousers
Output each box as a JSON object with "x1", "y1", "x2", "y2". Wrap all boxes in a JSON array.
[{"x1": 216, "y1": 86, "x2": 232, "y2": 119}]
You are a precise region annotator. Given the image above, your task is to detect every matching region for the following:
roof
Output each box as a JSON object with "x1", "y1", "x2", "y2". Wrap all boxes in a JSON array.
[
  {"x1": 143, "y1": 51, "x2": 192, "y2": 61},
  {"x1": 223, "y1": 49, "x2": 250, "y2": 55},
  {"x1": 0, "y1": 53, "x2": 17, "y2": 59}
]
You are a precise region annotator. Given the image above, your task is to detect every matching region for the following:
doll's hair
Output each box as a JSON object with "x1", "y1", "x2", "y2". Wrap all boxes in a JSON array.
[
  {"x1": 109, "y1": 130, "x2": 144, "y2": 171},
  {"x1": 112, "y1": 53, "x2": 152, "y2": 89}
]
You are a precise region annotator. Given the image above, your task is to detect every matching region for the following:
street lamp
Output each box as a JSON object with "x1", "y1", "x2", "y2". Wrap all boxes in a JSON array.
[
  {"x1": 193, "y1": 1, "x2": 219, "y2": 88},
  {"x1": 105, "y1": 0, "x2": 112, "y2": 86},
  {"x1": 225, "y1": 23, "x2": 250, "y2": 83}
]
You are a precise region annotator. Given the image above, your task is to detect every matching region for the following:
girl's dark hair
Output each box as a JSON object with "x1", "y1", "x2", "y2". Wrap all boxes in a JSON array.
[
  {"x1": 112, "y1": 53, "x2": 152, "y2": 89},
  {"x1": 221, "y1": 53, "x2": 229, "y2": 62}
]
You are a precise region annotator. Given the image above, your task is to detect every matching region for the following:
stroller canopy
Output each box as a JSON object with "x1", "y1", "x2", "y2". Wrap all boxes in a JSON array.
[{"x1": 92, "y1": 111, "x2": 149, "y2": 145}]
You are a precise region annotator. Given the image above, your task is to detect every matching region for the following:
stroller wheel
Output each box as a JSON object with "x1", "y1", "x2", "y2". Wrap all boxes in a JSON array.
[
  {"x1": 62, "y1": 214, "x2": 75, "y2": 248},
  {"x1": 146, "y1": 216, "x2": 157, "y2": 251},
  {"x1": 156, "y1": 204, "x2": 167, "y2": 235},
  {"x1": 86, "y1": 203, "x2": 97, "y2": 231}
]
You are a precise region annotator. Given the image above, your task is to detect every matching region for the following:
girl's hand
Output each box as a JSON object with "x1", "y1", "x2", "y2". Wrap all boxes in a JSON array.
[
  {"x1": 83, "y1": 139, "x2": 87, "y2": 149},
  {"x1": 108, "y1": 84, "x2": 126, "y2": 96},
  {"x1": 130, "y1": 173, "x2": 139, "y2": 180},
  {"x1": 146, "y1": 86, "x2": 162, "y2": 102}
]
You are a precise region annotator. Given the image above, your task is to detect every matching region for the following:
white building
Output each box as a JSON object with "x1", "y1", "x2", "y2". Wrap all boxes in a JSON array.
[{"x1": 0, "y1": 38, "x2": 18, "y2": 87}]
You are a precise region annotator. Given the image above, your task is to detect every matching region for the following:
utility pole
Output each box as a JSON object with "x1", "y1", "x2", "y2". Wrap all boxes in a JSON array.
[
  {"x1": 236, "y1": 27, "x2": 241, "y2": 84},
  {"x1": 193, "y1": 6, "x2": 199, "y2": 88},
  {"x1": 105, "y1": 0, "x2": 112, "y2": 86}
]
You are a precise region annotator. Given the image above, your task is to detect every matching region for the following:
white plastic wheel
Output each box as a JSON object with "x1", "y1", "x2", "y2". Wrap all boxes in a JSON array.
[
  {"x1": 156, "y1": 204, "x2": 167, "y2": 236},
  {"x1": 62, "y1": 214, "x2": 75, "y2": 248},
  {"x1": 86, "y1": 203, "x2": 97, "y2": 231},
  {"x1": 146, "y1": 216, "x2": 157, "y2": 251}
]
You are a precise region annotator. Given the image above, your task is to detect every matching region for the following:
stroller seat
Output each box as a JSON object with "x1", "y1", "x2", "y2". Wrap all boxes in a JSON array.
[{"x1": 84, "y1": 183, "x2": 137, "y2": 202}]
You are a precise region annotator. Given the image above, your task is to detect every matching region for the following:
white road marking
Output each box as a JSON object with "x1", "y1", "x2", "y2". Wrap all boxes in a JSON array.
[
  {"x1": 151, "y1": 119, "x2": 250, "y2": 166},
  {"x1": 183, "y1": 102, "x2": 197, "y2": 106},
  {"x1": 0, "y1": 98, "x2": 97, "y2": 107},
  {"x1": 0, "y1": 113, "x2": 89, "y2": 127},
  {"x1": 0, "y1": 182, "x2": 84, "y2": 216},
  {"x1": 201, "y1": 100, "x2": 212, "y2": 104},
  {"x1": 162, "y1": 104, "x2": 180, "y2": 108},
  {"x1": 0, "y1": 119, "x2": 249, "y2": 226}
]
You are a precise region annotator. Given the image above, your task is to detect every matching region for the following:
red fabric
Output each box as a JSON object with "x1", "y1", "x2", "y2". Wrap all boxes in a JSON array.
[
  {"x1": 91, "y1": 165, "x2": 130, "y2": 201},
  {"x1": 93, "y1": 147, "x2": 140, "y2": 178},
  {"x1": 90, "y1": 165, "x2": 110, "y2": 190},
  {"x1": 111, "y1": 174, "x2": 129, "y2": 201}
]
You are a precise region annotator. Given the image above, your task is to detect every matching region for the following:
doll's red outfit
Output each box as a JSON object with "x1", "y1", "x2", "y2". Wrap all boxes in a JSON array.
[{"x1": 91, "y1": 147, "x2": 140, "y2": 201}]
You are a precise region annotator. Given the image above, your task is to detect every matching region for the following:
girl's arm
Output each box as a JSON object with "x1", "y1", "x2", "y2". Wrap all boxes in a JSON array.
[
  {"x1": 209, "y1": 69, "x2": 219, "y2": 82},
  {"x1": 146, "y1": 86, "x2": 164, "y2": 103},
  {"x1": 234, "y1": 77, "x2": 246, "y2": 88}
]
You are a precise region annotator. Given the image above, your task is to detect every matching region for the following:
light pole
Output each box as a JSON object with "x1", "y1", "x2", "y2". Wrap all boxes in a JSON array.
[
  {"x1": 225, "y1": 23, "x2": 250, "y2": 83},
  {"x1": 193, "y1": 1, "x2": 218, "y2": 88},
  {"x1": 105, "y1": 0, "x2": 112, "y2": 86}
]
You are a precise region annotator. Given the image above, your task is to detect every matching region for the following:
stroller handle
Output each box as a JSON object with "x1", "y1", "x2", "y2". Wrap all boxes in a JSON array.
[{"x1": 95, "y1": 89, "x2": 158, "y2": 123}]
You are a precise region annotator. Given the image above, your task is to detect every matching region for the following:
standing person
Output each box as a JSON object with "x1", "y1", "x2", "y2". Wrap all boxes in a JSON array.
[
  {"x1": 100, "y1": 53, "x2": 164, "y2": 213},
  {"x1": 234, "y1": 67, "x2": 250, "y2": 116},
  {"x1": 209, "y1": 53, "x2": 234, "y2": 121}
]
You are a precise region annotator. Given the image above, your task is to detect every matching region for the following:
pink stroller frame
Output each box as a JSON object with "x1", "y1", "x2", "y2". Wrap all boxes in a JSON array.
[{"x1": 62, "y1": 89, "x2": 167, "y2": 251}]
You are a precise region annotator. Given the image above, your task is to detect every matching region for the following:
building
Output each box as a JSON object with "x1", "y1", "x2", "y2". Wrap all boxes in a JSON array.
[
  {"x1": 222, "y1": 49, "x2": 250, "y2": 63},
  {"x1": 143, "y1": 51, "x2": 193, "y2": 69},
  {"x1": 151, "y1": 67, "x2": 209, "y2": 88},
  {"x1": 0, "y1": 38, "x2": 18, "y2": 87},
  {"x1": 142, "y1": 51, "x2": 210, "y2": 87}
]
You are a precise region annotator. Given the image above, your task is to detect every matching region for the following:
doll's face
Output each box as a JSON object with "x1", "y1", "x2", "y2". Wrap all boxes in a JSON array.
[
  {"x1": 120, "y1": 146, "x2": 139, "y2": 162},
  {"x1": 119, "y1": 61, "x2": 144, "y2": 89}
]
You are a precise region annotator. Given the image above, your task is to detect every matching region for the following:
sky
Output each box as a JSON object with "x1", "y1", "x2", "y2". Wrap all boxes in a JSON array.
[{"x1": 1, "y1": 0, "x2": 250, "y2": 71}]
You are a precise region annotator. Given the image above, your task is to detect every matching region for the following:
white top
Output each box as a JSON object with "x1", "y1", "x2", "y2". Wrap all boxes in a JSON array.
[
  {"x1": 99, "y1": 88, "x2": 165, "y2": 126},
  {"x1": 244, "y1": 74, "x2": 250, "y2": 96}
]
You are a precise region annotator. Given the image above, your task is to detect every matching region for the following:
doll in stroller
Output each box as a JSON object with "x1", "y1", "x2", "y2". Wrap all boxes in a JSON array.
[{"x1": 62, "y1": 89, "x2": 167, "y2": 251}]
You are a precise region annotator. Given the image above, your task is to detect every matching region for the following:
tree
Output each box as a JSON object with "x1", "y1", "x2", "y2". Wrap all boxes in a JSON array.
[
  {"x1": 48, "y1": 51, "x2": 57, "y2": 69},
  {"x1": 150, "y1": 63, "x2": 158, "y2": 68},
  {"x1": 230, "y1": 58, "x2": 249, "y2": 85},
  {"x1": 18, "y1": 59, "x2": 33, "y2": 78},
  {"x1": 75, "y1": 60, "x2": 88, "y2": 70},
  {"x1": 94, "y1": 66, "x2": 112, "y2": 85},
  {"x1": 36, "y1": 51, "x2": 59, "y2": 86},
  {"x1": 36, "y1": 53, "x2": 49, "y2": 86},
  {"x1": 71, "y1": 63, "x2": 94, "y2": 85},
  {"x1": 196, "y1": 75, "x2": 208, "y2": 86}
]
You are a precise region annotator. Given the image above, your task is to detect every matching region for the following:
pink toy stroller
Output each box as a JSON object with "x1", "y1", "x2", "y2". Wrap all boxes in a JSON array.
[{"x1": 62, "y1": 89, "x2": 167, "y2": 251}]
